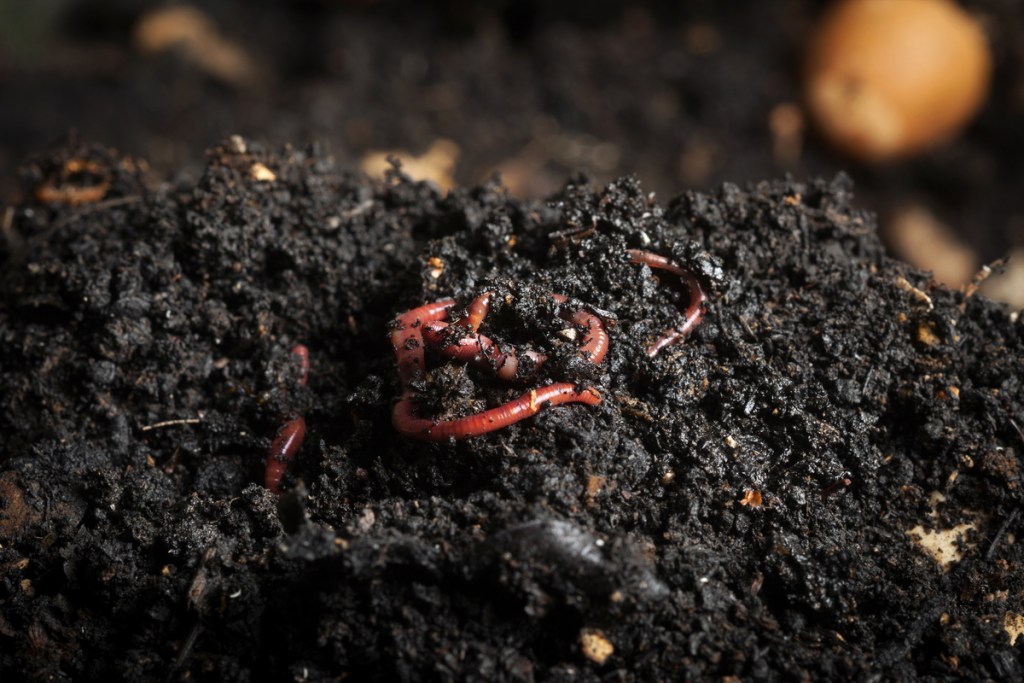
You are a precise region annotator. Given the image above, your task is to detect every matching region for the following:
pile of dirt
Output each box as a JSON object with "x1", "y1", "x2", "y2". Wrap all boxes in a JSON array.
[{"x1": 1, "y1": 139, "x2": 1021, "y2": 680}]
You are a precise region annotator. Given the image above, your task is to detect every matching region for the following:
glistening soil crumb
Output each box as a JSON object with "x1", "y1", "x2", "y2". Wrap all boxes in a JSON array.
[{"x1": 1, "y1": 139, "x2": 1022, "y2": 680}]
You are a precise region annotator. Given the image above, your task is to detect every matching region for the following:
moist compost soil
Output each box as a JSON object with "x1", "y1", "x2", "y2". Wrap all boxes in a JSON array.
[{"x1": 1, "y1": 139, "x2": 1023, "y2": 681}]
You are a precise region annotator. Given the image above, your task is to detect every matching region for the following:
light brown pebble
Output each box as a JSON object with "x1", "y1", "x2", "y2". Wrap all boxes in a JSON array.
[{"x1": 805, "y1": 0, "x2": 991, "y2": 162}]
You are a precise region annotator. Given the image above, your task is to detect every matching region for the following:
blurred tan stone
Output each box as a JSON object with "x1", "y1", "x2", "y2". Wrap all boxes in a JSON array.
[
  {"x1": 360, "y1": 139, "x2": 460, "y2": 193},
  {"x1": 886, "y1": 204, "x2": 978, "y2": 287},
  {"x1": 769, "y1": 102, "x2": 805, "y2": 166},
  {"x1": 804, "y1": 0, "x2": 991, "y2": 162},
  {"x1": 678, "y1": 138, "x2": 723, "y2": 186},
  {"x1": 134, "y1": 6, "x2": 259, "y2": 88},
  {"x1": 683, "y1": 23, "x2": 721, "y2": 55}
]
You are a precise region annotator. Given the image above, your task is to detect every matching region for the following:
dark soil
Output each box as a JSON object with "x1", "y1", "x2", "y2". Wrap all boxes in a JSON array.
[
  {"x1": 1, "y1": 0, "x2": 1022, "y2": 260},
  {"x1": 1, "y1": 139, "x2": 1022, "y2": 680}
]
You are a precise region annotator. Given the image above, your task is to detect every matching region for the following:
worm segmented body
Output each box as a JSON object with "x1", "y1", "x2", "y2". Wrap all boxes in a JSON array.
[
  {"x1": 264, "y1": 416, "x2": 307, "y2": 492},
  {"x1": 393, "y1": 383, "x2": 602, "y2": 441},
  {"x1": 263, "y1": 344, "x2": 310, "y2": 493},
  {"x1": 391, "y1": 300, "x2": 456, "y2": 386},
  {"x1": 259, "y1": 252, "x2": 706, "y2": 479},
  {"x1": 391, "y1": 293, "x2": 606, "y2": 440},
  {"x1": 627, "y1": 250, "x2": 707, "y2": 356},
  {"x1": 419, "y1": 292, "x2": 609, "y2": 381}
]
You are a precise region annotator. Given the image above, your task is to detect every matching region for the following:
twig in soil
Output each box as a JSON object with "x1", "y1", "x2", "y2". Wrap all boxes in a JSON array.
[
  {"x1": 1009, "y1": 418, "x2": 1024, "y2": 448},
  {"x1": 165, "y1": 622, "x2": 203, "y2": 683},
  {"x1": 860, "y1": 366, "x2": 876, "y2": 400},
  {"x1": 342, "y1": 199, "x2": 375, "y2": 219},
  {"x1": 140, "y1": 417, "x2": 203, "y2": 431},
  {"x1": 962, "y1": 258, "x2": 1007, "y2": 299},
  {"x1": 986, "y1": 509, "x2": 1020, "y2": 561},
  {"x1": 49, "y1": 195, "x2": 143, "y2": 231},
  {"x1": 1, "y1": 206, "x2": 19, "y2": 252},
  {"x1": 548, "y1": 221, "x2": 596, "y2": 246},
  {"x1": 738, "y1": 316, "x2": 757, "y2": 339},
  {"x1": 894, "y1": 275, "x2": 933, "y2": 311}
]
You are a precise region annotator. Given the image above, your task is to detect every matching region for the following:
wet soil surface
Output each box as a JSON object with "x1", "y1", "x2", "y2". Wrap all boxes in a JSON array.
[{"x1": 1, "y1": 140, "x2": 1023, "y2": 680}]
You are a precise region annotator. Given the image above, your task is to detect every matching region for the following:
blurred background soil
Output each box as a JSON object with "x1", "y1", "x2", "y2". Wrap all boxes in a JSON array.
[{"x1": 1, "y1": 0, "x2": 1022, "y2": 304}]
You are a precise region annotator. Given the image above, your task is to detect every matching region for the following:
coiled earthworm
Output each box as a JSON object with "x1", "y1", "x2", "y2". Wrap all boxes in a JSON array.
[
  {"x1": 263, "y1": 343, "x2": 310, "y2": 493},
  {"x1": 390, "y1": 300, "x2": 457, "y2": 386},
  {"x1": 420, "y1": 292, "x2": 609, "y2": 381},
  {"x1": 390, "y1": 293, "x2": 606, "y2": 440},
  {"x1": 422, "y1": 321, "x2": 545, "y2": 381},
  {"x1": 626, "y1": 250, "x2": 707, "y2": 356}
]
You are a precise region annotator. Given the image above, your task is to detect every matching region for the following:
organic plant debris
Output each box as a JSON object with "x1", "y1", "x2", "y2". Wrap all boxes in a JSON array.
[{"x1": 1, "y1": 139, "x2": 1022, "y2": 680}]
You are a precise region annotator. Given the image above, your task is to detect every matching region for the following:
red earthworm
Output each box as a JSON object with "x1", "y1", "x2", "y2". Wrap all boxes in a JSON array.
[
  {"x1": 264, "y1": 416, "x2": 307, "y2": 493},
  {"x1": 390, "y1": 300, "x2": 456, "y2": 385},
  {"x1": 292, "y1": 343, "x2": 310, "y2": 386},
  {"x1": 392, "y1": 383, "x2": 601, "y2": 441},
  {"x1": 262, "y1": 344, "x2": 311, "y2": 494},
  {"x1": 626, "y1": 249, "x2": 707, "y2": 357},
  {"x1": 422, "y1": 321, "x2": 543, "y2": 381},
  {"x1": 442, "y1": 292, "x2": 531, "y2": 378},
  {"x1": 391, "y1": 291, "x2": 606, "y2": 440},
  {"x1": 420, "y1": 292, "x2": 609, "y2": 380},
  {"x1": 463, "y1": 292, "x2": 491, "y2": 332},
  {"x1": 549, "y1": 293, "x2": 610, "y2": 365}
]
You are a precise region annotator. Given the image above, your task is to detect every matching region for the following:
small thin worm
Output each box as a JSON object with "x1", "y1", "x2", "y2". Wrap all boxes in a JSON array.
[
  {"x1": 263, "y1": 344, "x2": 311, "y2": 494},
  {"x1": 549, "y1": 293, "x2": 610, "y2": 365},
  {"x1": 264, "y1": 416, "x2": 307, "y2": 493},
  {"x1": 291, "y1": 343, "x2": 310, "y2": 386}
]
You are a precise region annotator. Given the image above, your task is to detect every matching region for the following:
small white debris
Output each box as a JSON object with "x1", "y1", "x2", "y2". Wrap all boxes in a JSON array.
[{"x1": 228, "y1": 135, "x2": 247, "y2": 154}]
